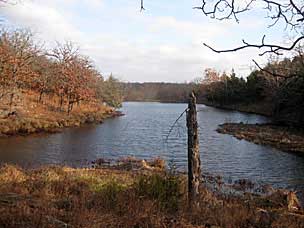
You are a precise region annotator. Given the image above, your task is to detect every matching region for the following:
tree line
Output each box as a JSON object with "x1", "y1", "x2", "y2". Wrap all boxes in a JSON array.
[
  {"x1": 196, "y1": 52, "x2": 304, "y2": 127},
  {"x1": 0, "y1": 29, "x2": 123, "y2": 114},
  {"x1": 122, "y1": 82, "x2": 194, "y2": 103}
]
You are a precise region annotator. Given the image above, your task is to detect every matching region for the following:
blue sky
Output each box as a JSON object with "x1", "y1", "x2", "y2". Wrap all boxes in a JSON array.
[{"x1": 1, "y1": 0, "x2": 291, "y2": 82}]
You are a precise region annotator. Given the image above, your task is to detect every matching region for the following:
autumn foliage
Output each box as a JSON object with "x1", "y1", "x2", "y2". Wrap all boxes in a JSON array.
[{"x1": 0, "y1": 29, "x2": 122, "y2": 115}]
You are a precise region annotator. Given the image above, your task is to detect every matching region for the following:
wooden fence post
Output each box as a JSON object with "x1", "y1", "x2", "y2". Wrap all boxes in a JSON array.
[{"x1": 186, "y1": 92, "x2": 201, "y2": 205}]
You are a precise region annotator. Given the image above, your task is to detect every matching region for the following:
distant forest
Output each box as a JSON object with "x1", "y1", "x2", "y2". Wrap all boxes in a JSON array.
[
  {"x1": 122, "y1": 83, "x2": 194, "y2": 103},
  {"x1": 123, "y1": 51, "x2": 304, "y2": 128}
]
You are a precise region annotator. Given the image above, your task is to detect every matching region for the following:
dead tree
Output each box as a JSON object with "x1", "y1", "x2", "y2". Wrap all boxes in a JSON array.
[{"x1": 186, "y1": 92, "x2": 201, "y2": 204}]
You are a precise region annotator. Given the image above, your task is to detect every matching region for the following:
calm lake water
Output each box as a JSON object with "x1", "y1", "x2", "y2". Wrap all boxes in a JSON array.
[{"x1": 0, "y1": 102, "x2": 304, "y2": 190}]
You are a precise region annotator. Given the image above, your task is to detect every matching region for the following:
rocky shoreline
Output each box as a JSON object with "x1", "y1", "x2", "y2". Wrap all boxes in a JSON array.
[{"x1": 217, "y1": 123, "x2": 304, "y2": 153}]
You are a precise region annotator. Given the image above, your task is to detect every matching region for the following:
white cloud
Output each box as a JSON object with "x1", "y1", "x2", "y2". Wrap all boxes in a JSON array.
[
  {"x1": 2, "y1": 1, "x2": 82, "y2": 42},
  {"x1": 83, "y1": 0, "x2": 103, "y2": 9},
  {"x1": 149, "y1": 16, "x2": 227, "y2": 39},
  {"x1": 1, "y1": 0, "x2": 270, "y2": 82}
]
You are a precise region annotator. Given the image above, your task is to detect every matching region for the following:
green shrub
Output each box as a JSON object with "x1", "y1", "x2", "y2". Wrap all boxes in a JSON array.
[
  {"x1": 134, "y1": 174, "x2": 182, "y2": 212},
  {"x1": 93, "y1": 181, "x2": 126, "y2": 210}
]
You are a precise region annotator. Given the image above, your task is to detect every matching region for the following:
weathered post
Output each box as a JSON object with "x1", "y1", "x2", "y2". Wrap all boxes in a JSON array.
[{"x1": 186, "y1": 92, "x2": 201, "y2": 205}]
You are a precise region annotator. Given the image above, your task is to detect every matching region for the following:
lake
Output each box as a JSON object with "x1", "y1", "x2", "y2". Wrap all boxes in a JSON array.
[{"x1": 0, "y1": 102, "x2": 304, "y2": 190}]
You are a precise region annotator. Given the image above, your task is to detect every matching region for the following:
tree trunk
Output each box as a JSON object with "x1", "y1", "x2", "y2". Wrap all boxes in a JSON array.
[
  {"x1": 59, "y1": 95, "x2": 64, "y2": 111},
  {"x1": 67, "y1": 101, "x2": 71, "y2": 115},
  {"x1": 38, "y1": 91, "x2": 43, "y2": 103},
  {"x1": 186, "y1": 92, "x2": 201, "y2": 205},
  {"x1": 67, "y1": 99, "x2": 74, "y2": 115},
  {"x1": 9, "y1": 92, "x2": 14, "y2": 112}
]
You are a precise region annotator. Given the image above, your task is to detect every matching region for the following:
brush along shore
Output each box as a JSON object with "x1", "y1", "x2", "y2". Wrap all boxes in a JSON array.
[
  {"x1": 0, "y1": 90, "x2": 123, "y2": 137},
  {"x1": 217, "y1": 123, "x2": 304, "y2": 154},
  {"x1": 0, "y1": 157, "x2": 303, "y2": 228}
]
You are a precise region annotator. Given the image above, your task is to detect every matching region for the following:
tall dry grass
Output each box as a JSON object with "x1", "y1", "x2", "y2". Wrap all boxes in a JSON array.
[{"x1": 0, "y1": 164, "x2": 303, "y2": 228}]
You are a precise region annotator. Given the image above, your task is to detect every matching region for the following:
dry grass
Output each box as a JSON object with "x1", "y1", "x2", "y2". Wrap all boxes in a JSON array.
[
  {"x1": 0, "y1": 164, "x2": 303, "y2": 228},
  {"x1": 217, "y1": 123, "x2": 304, "y2": 153}
]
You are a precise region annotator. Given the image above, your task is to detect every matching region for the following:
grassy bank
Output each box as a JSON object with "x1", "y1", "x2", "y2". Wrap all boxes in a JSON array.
[
  {"x1": 217, "y1": 123, "x2": 304, "y2": 154},
  {"x1": 0, "y1": 160, "x2": 303, "y2": 227},
  {"x1": 0, "y1": 90, "x2": 121, "y2": 137}
]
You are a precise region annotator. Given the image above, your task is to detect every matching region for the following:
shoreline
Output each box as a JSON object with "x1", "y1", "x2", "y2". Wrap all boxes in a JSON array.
[
  {"x1": 0, "y1": 89, "x2": 125, "y2": 138},
  {"x1": 217, "y1": 123, "x2": 304, "y2": 154},
  {"x1": 200, "y1": 101, "x2": 273, "y2": 117},
  {"x1": 0, "y1": 109, "x2": 124, "y2": 138}
]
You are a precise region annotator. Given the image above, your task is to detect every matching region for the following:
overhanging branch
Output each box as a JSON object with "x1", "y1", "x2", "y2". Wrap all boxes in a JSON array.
[
  {"x1": 196, "y1": 0, "x2": 304, "y2": 55},
  {"x1": 204, "y1": 35, "x2": 304, "y2": 56}
]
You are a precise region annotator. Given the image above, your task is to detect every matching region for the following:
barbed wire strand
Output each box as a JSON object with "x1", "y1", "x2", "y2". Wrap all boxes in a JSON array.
[{"x1": 165, "y1": 108, "x2": 188, "y2": 142}]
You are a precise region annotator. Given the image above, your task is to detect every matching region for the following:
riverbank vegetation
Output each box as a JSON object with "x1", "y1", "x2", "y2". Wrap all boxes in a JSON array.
[
  {"x1": 194, "y1": 68, "x2": 274, "y2": 116},
  {"x1": 0, "y1": 29, "x2": 123, "y2": 136},
  {"x1": 196, "y1": 54, "x2": 304, "y2": 127},
  {"x1": 218, "y1": 123, "x2": 304, "y2": 154},
  {"x1": 194, "y1": 52, "x2": 304, "y2": 151},
  {"x1": 0, "y1": 160, "x2": 303, "y2": 227}
]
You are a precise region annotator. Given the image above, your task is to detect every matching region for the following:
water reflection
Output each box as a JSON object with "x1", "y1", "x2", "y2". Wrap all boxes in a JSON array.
[{"x1": 0, "y1": 102, "x2": 304, "y2": 190}]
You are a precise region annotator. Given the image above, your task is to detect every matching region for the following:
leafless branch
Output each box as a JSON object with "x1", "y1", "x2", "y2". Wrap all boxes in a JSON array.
[
  {"x1": 195, "y1": 0, "x2": 304, "y2": 55},
  {"x1": 204, "y1": 35, "x2": 304, "y2": 56},
  {"x1": 193, "y1": 0, "x2": 255, "y2": 23}
]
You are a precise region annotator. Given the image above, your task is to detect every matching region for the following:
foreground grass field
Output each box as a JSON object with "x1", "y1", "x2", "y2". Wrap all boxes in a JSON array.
[{"x1": 0, "y1": 159, "x2": 303, "y2": 228}]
